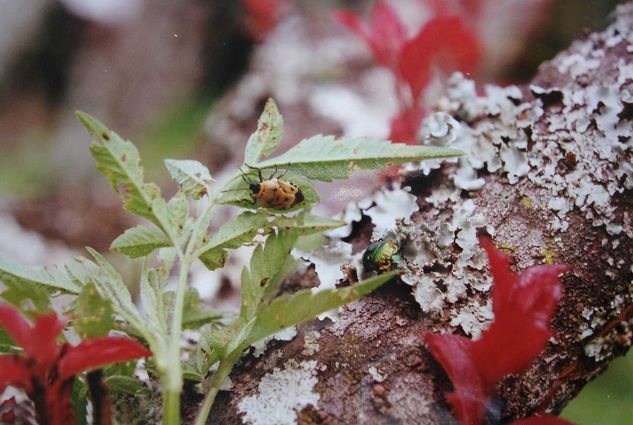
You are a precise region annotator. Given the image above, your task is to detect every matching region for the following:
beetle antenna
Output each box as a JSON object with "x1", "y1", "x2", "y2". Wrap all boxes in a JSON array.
[{"x1": 238, "y1": 167, "x2": 255, "y2": 185}]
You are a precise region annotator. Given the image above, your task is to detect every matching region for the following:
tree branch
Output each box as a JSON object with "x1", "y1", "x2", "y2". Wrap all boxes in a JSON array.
[{"x1": 194, "y1": 4, "x2": 633, "y2": 424}]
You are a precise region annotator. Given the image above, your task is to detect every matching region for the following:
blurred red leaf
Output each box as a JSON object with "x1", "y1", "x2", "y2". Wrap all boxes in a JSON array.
[
  {"x1": 59, "y1": 336, "x2": 151, "y2": 380},
  {"x1": 0, "y1": 304, "x2": 151, "y2": 425},
  {"x1": 424, "y1": 237, "x2": 569, "y2": 425},
  {"x1": 388, "y1": 106, "x2": 426, "y2": 144},
  {"x1": 335, "y1": 1, "x2": 407, "y2": 68},
  {"x1": 398, "y1": 15, "x2": 480, "y2": 101},
  {"x1": 243, "y1": 0, "x2": 288, "y2": 42},
  {"x1": 0, "y1": 356, "x2": 32, "y2": 393}
]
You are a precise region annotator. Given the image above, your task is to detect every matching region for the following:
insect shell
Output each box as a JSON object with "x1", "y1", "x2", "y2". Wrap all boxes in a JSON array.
[
  {"x1": 249, "y1": 177, "x2": 304, "y2": 210},
  {"x1": 242, "y1": 164, "x2": 304, "y2": 210},
  {"x1": 362, "y1": 241, "x2": 402, "y2": 273}
]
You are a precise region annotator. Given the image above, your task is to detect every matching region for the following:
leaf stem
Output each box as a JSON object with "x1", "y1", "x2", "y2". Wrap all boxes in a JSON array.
[
  {"x1": 163, "y1": 256, "x2": 191, "y2": 425},
  {"x1": 194, "y1": 355, "x2": 239, "y2": 425}
]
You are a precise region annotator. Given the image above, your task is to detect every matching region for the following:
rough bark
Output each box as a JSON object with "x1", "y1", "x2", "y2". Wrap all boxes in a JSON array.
[{"x1": 194, "y1": 5, "x2": 633, "y2": 425}]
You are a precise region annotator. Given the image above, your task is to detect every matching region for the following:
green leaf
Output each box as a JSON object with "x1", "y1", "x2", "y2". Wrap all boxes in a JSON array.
[
  {"x1": 0, "y1": 256, "x2": 80, "y2": 293},
  {"x1": 244, "y1": 271, "x2": 397, "y2": 347},
  {"x1": 239, "y1": 231, "x2": 298, "y2": 322},
  {"x1": 80, "y1": 249, "x2": 153, "y2": 345},
  {"x1": 167, "y1": 192, "x2": 189, "y2": 229},
  {"x1": 244, "y1": 98, "x2": 283, "y2": 164},
  {"x1": 165, "y1": 159, "x2": 214, "y2": 200},
  {"x1": 254, "y1": 135, "x2": 464, "y2": 181},
  {"x1": 105, "y1": 375, "x2": 151, "y2": 395},
  {"x1": 139, "y1": 261, "x2": 168, "y2": 337},
  {"x1": 71, "y1": 284, "x2": 115, "y2": 339},
  {"x1": 163, "y1": 288, "x2": 223, "y2": 329},
  {"x1": 76, "y1": 111, "x2": 176, "y2": 241},
  {"x1": 200, "y1": 327, "x2": 235, "y2": 360},
  {"x1": 72, "y1": 378, "x2": 89, "y2": 425},
  {"x1": 198, "y1": 211, "x2": 342, "y2": 271},
  {"x1": 0, "y1": 327, "x2": 19, "y2": 354},
  {"x1": 218, "y1": 170, "x2": 319, "y2": 212},
  {"x1": 110, "y1": 225, "x2": 171, "y2": 258}
]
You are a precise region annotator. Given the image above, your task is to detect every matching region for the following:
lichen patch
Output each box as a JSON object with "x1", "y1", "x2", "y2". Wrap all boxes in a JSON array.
[{"x1": 237, "y1": 359, "x2": 320, "y2": 425}]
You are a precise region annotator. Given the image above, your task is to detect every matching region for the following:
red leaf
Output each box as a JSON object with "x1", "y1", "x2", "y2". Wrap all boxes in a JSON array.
[
  {"x1": 59, "y1": 336, "x2": 151, "y2": 381},
  {"x1": 511, "y1": 417, "x2": 576, "y2": 425},
  {"x1": 473, "y1": 238, "x2": 569, "y2": 385},
  {"x1": 30, "y1": 313, "x2": 66, "y2": 368},
  {"x1": 459, "y1": 0, "x2": 484, "y2": 16},
  {"x1": 0, "y1": 356, "x2": 32, "y2": 393},
  {"x1": 46, "y1": 379, "x2": 77, "y2": 425},
  {"x1": 243, "y1": 0, "x2": 287, "y2": 42},
  {"x1": 368, "y1": 1, "x2": 407, "y2": 67},
  {"x1": 388, "y1": 106, "x2": 426, "y2": 144},
  {"x1": 424, "y1": 333, "x2": 489, "y2": 425},
  {"x1": 398, "y1": 15, "x2": 480, "y2": 101},
  {"x1": 424, "y1": 238, "x2": 569, "y2": 425},
  {"x1": 0, "y1": 305, "x2": 36, "y2": 354},
  {"x1": 335, "y1": 2, "x2": 406, "y2": 68}
]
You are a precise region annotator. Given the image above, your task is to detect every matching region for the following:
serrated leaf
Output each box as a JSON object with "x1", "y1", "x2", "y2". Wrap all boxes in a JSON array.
[
  {"x1": 72, "y1": 284, "x2": 115, "y2": 339},
  {"x1": 76, "y1": 111, "x2": 176, "y2": 242},
  {"x1": 0, "y1": 256, "x2": 80, "y2": 294},
  {"x1": 243, "y1": 271, "x2": 397, "y2": 347},
  {"x1": 244, "y1": 98, "x2": 283, "y2": 164},
  {"x1": 140, "y1": 262, "x2": 167, "y2": 337},
  {"x1": 239, "y1": 231, "x2": 298, "y2": 322},
  {"x1": 82, "y1": 249, "x2": 153, "y2": 345},
  {"x1": 110, "y1": 225, "x2": 171, "y2": 258},
  {"x1": 105, "y1": 375, "x2": 151, "y2": 395},
  {"x1": 254, "y1": 135, "x2": 463, "y2": 181},
  {"x1": 218, "y1": 170, "x2": 318, "y2": 212},
  {"x1": 197, "y1": 211, "x2": 342, "y2": 271},
  {"x1": 163, "y1": 288, "x2": 222, "y2": 329},
  {"x1": 167, "y1": 192, "x2": 189, "y2": 228},
  {"x1": 165, "y1": 159, "x2": 214, "y2": 200},
  {"x1": 200, "y1": 327, "x2": 235, "y2": 360}
]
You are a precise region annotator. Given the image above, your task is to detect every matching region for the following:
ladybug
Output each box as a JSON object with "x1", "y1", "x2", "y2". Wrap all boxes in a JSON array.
[
  {"x1": 240, "y1": 164, "x2": 304, "y2": 210},
  {"x1": 362, "y1": 241, "x2": 402, "y2": 273}
]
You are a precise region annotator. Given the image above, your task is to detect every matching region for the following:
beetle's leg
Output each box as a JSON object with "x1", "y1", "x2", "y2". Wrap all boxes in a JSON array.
[
  {"x1": 277, "y1": 165, "x2": 289, "y2": 180},
  {"x1": 245, "y1": 163, "x2": 264, "y2": 182}
]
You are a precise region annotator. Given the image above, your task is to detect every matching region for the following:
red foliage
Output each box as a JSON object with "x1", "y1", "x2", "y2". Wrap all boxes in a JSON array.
[
  {"x1": 334, "y1": 2, "x2": 407, "y2": 69},
  {"x1": 398, "y1": 15, "x2": 479, "y2": 102},
  {"x1": 336, "y1": 1, "x2": 480, "y2": 145},
  {"x1": 388, "y1": 106, "x2": 426, "y2": 144},
  {"x1": 424, "y1": 237, "x2": 570, "y2": 425},
  {"x1": 243, "y1": 0, "x2": 289, "y2": 42},
  {"x1": 0, "y1": 304, "x2": 151, "y2": 425}
]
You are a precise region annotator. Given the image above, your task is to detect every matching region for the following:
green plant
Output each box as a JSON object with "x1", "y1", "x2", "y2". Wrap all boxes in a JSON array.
[{"x1": 0, "y1": 99, "x2": 461, "y2": 424}]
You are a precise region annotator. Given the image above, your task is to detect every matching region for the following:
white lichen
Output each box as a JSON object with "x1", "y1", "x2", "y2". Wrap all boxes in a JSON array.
[
  {"x1": 238, "y1": 360, "x2": 320, "y2": 425},
  {"x1": 368, "y1": 366, "x2": 386, "y2": 382}
]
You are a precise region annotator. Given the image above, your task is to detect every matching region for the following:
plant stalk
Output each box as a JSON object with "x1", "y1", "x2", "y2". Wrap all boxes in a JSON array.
[
  {"x1": 194, "y1": 355, "x2": 239, "y2": 425},
  {"x1": 162, "y1": 257, "x2": 191, "y2": 425}
]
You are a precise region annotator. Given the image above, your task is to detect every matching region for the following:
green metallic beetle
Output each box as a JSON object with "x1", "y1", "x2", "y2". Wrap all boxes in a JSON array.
[{"x1": 362, "y1": 241, "x2": 402, "y2": 273}]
